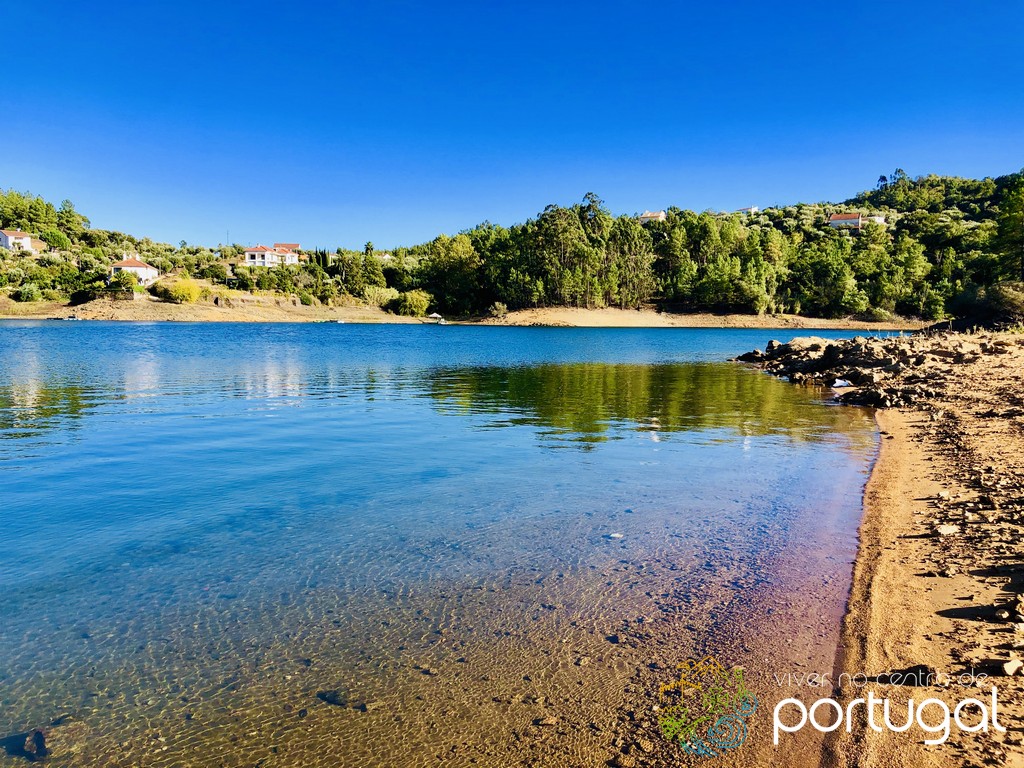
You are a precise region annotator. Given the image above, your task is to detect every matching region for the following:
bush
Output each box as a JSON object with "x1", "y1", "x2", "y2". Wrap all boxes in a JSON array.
[
  {"x1": 298, "y1": 291, "x2": 314, "y2": 306},
  {"x1": 111, "y1": 270, "x2": 139, "y2": 290},
  {"x1": 389, "y1": 289, "x2": 432, "y2": 317},
  {"x1": 12, "y1": 283, "x2": 43, "y2": 302},
  {"x1": 488, "y1": 301, "x2": 508, "y2": 318},
  {"x1": 952, "y1": 281, "x2": 1024, "y2": 326},
  {"x1": 199, "y1": 262, "x2": 229, "y2": 284},
  {"x1": 362, "y1": 284, "x2": 400, "y2": 307},
  {"x1": 984, "y1": 282, "x2": 1024, "y2": 324},
  {"x1": 855, "y1": 306, "x2": 895, "y2": 323},
  {"x1": 42, "y1": 289, "x2": 64, "y2": 301},
  {"x1": 152, "y1": 278, "x2": 202, "y2": 304}
]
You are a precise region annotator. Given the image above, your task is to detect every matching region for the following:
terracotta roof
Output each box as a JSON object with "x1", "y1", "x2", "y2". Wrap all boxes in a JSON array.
[
  {"x1": 273, "y1": 242, "x2": 300, "y2": 250},
  {"x1": 829, "y1": 213, "x2": 862, "y2": 221},
  {"x1": 246, "y1": 245, "x2": 272, "y2": 252},
  {"x1": 112, "y1": 257, "x2": 157, "y2": 270},
  {"x1": 1, "y1": 229, "x2": 33, "y2": 237}
]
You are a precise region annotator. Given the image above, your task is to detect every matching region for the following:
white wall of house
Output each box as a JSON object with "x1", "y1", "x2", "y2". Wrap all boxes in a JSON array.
[
  {"x1": 0, "y1": 232, "x2": 35, "y2": 252},
  {"x1": 828, "y1": 216, "x2": 862, "y2": 228},
  {"x1": 244, "y1": 249, "x2": 299, "y2": 267}
]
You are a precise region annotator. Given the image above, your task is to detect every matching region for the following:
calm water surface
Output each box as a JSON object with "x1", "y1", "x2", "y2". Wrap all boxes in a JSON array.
[{"x1": 0, "y1": 322, "x2": 881, "y2": 767}]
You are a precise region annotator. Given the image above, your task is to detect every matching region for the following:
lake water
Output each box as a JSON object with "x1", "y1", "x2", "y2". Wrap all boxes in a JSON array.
[{"x1": 0, "y1": 322, "x2": 881, "y2": 767}]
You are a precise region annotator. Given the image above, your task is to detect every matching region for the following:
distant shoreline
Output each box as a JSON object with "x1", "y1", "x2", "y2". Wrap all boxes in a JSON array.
[{"x1": 0, "y1": 296, "x2": 926, "y2": 330}]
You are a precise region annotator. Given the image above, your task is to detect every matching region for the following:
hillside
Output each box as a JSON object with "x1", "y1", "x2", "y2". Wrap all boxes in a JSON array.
[{"x1": 1, "y1": 168, "x2": 1022, "y2": 322}]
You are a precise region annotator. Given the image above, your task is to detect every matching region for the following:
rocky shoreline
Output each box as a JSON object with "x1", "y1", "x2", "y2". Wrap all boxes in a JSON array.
[
  {"x1": 737, "y1": 331, "x2": 1020, "y2": 407},
  {"x1": 740, "y1": 330, "x2": 1024, "y2": 768}
]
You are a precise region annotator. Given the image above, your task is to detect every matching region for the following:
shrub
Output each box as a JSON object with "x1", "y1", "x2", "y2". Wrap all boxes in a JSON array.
[
  {"x1": 37, "y1": 253, "x2": 67, "y2": 268},
  {"x1": 199, "y1": 262, "x2": 229, "y2": 284},
  {"x1": 362, "y1": 284, "x2": 400, "y2": 307},
  {"x1": 488, "y1": 301, "x2": 508, "y2": 318},
  {"x1": 390, "y1": 289, "x2": 432, "y2": 317},
  {"x1": 953, "y1": 281, "x2": 1024, "y2": 326},
  {"x1": 111, "y1": 270, "x2": 139, "y2": 290},
  {"x1": 855, "y1": 306, "x2": 895, "y2": 323},
  {"x1": 12, "y1": 283, "x2": 43, "y2": 302},
  {"x1": 298, "y1": 291, "x2": 314, "y2": 306},
  {"x1": 152, "y1": 278, "x2": 202, "y2": 304},
  {"x1": 42, "y1": 289, "x2": 64, "y2": 301}
]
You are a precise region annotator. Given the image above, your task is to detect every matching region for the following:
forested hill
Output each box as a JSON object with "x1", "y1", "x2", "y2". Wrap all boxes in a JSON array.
[{"x1": 1, "y1": 169, "x2": 1022, "y2": 321}]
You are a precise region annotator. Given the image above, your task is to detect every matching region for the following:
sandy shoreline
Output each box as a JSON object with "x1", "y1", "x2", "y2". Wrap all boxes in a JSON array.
[
  {"x1": 0, "y1": 295, "x2": 926, "y2": 330},
  {"x1": 747, "y1": 332, "x2": 1024, "y2": 767}
]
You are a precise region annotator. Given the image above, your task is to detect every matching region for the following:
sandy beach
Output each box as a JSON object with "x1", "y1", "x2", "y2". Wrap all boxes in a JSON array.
[
  {"x1": 0, "y1": 295, "x2": 926, "y2": 330},
  {"x1": 746, "y1": 331, "x2": 1024, "y2": 767}
]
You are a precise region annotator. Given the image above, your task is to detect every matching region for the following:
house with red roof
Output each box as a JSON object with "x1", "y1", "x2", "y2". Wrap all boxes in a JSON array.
[
  {"x1": 0, "y1": 229, "x2": 36, "y2": 254},
  {"x1": 111, "y1": 257, "x2": 160, "y2": 285},
  {"x1": 828, "y1": 213, "x2": 886, "y2": 230},
  {"x1": 243, "y1": 244, "x2": 300, "y2": 267}
]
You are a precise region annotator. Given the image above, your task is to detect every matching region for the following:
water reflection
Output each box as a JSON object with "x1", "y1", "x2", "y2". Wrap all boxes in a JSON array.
[
  {"x1": 425, "y1": 362, "x2": 874, "y2": 447},
  {"x1": 0, "y1": 360, "x2": 873, "y2": 452}
]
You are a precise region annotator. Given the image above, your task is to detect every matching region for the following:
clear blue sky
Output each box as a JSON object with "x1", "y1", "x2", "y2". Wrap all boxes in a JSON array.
[{"x1": 3, "y1": 1, "x2": 1022, "y2": 250}]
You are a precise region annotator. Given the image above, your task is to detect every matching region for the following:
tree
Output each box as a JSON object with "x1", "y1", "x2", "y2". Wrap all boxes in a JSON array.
[
  {"x1": 41, "y1": 228, "x2": 71, "y2": 251},
  {"x1": 56, "y1": 200, "x2": 89, "y2": 240},
  {"x1": 420, "y1": 233, "x2": 481, "y2": 314},
  {"x1": 606, "y1": 216, "x2": 656, "y2": 309},
  {"x1": 997, "y1": 174, "x2": 1024, "y2": 281}
]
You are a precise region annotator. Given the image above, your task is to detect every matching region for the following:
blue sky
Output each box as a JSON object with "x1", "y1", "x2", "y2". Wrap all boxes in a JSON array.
[{"x1": 3, "y1": 1, "x2": 1022, "y2": 249}]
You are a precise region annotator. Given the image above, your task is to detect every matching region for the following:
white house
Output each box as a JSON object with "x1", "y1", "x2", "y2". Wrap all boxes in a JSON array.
[
  {"x1": 243, "y1": 244, "x2": 300, "y2": 267},
  {"x1": 0, "y1": 229, "x2": 35, "y2": 253},
  {"x1": 736, "y1": 206, "x2": 760, "y2": 215},
  {"x1": 111, "y1": 257, "x2": 160, "y2": 285},
  {"x1": 828, "y1": 213, "x2": 886, "y2": 230},
  {"x1": 638, "y1": 210, "x2": 667, "y2": 224},
  {"x1": 828, "y1": 213, "x2": 862, "y2": 229}
]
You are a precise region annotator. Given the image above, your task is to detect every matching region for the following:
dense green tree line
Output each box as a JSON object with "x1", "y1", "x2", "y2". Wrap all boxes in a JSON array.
[{"x1": 2, "y1": 169, "x2": 1023, "y2": 318}]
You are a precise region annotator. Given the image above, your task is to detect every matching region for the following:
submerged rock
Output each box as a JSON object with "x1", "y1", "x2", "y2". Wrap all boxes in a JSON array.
[
  {"x1": 13, "y1": 716, "x2": 90, "y2": 761},
  {"x1": 316, "y1": 689, "x2": 349, "y2": 707}
]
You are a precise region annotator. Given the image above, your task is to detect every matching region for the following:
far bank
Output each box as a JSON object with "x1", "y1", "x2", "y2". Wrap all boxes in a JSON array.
[{"x1": 0, "y1": 295, "x2": 926, "y2": 330}]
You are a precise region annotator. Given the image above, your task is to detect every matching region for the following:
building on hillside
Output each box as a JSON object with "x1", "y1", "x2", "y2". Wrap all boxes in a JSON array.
[
  {"x1": 828, "y1": 213, "x2": 886, "y2": 230},
  {"x1": 243, "y1": 244, "x2": 300, "y2": 267},
  {"x1": 736, "y1": 206, "x2": 760, "y2": 215},
  {"x1": 0, "y1": 229, "x2": 36, "y2": 253},
  {"x1": 111, "y1": 257, "x2": 160, "y2": 285},
  {"x1": 638, "y1": 210, "x2": 667, "y2": 224}
]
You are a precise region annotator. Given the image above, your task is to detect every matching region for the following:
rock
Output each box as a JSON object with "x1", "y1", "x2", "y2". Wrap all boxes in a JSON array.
[
  {"x1": 359, "y1": 701, "x2": 384, "y2": 713},
  {"x1": 534, "y1": 716, "x2": 559, "y2": 727},
  {"x1": 612, "y1": 755, "x2": 638, "y2": 768},
  {"x1": 1002, "y1": 659, "x2": 1023, "y2": 677},
  {"x1": 934, "y1": 524, "x2": 960, "y2": 537},
  {"x1": 607, "y1": 533, "x2": 624, "y2": 540},
  {"x1": 316, "y1": 689, "x2": 348, "y2": 707},
  {"x1": 575, "y1": 656, "x2": 591, "y2": 666},
  {"x1": 21, "y1": 717, "x2": 90, "y2": 761}
]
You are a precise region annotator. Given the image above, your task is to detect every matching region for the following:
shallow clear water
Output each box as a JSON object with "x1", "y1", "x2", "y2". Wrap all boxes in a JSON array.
[{"x1": 0, "y1": 322, "x2": 880, "y2": 767}]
